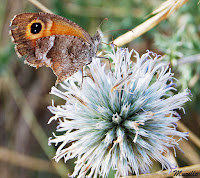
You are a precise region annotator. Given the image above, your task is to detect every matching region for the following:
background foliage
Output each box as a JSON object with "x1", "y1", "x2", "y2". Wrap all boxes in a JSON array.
[{"x1": 0, "y1": 0, "x2": 199, "y2": 177}]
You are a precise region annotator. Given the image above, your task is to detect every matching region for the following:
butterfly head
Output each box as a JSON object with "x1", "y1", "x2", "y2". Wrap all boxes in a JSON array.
[{"x1": 91, "y1": 30, "x2": 102, "y2": 57}]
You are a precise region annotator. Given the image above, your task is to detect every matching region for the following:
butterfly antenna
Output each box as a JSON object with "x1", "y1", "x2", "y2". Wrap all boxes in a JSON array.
[
  {"x1": 96, "y1": 56, "x2": 110, "y2": 60},
  {"x1": 98, "y1": 18, "x2": 108, "y2": 30},
  {"x1": 101, "y1": 41, "x2": 118, "y2": 48}
]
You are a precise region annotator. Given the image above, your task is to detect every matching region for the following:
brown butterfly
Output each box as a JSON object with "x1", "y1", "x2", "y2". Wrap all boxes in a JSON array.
[{"x1": 10, "y1": 12, "x2": 101, "y2": 84}]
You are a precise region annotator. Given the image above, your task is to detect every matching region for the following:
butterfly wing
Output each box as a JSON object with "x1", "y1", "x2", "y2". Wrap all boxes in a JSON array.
[
  {"x1": 25, "y1": 35, "x2": 93, "y2": 84},
  {"x1": 10, "y1": 12, "x2": 93, "y2": 58},
  {"x1": 10, "y1": 12, "x2": 100, "y2": 84}
]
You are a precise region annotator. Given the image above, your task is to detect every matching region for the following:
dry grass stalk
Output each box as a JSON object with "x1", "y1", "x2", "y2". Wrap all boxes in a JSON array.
[
  {"x1": 6, "y1": 68, "x2": 69, "y2": 178},
  {"x1": 28, "y1": 0, "x2": 53, "y2": 14},
  {"x1": 122, "y1": 164, "x2": 200, "y2": 178},
  {"x1": 0, "y1": 146, "x2": 57, "y2": 173},
  {"x1": 179, "y1": 139, "x2": 200, "y2": 165},
  {"x1": 113, "y1": 0, "x2": 189, "y2": 46},
  {"x1": 177, "y1": 121, "x2": 200, "y2": 149}
]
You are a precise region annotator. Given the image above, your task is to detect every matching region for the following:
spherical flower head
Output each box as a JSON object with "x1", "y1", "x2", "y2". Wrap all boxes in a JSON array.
[{"x1": 48, "y1": 46, "x2": 191, "y2": 178}]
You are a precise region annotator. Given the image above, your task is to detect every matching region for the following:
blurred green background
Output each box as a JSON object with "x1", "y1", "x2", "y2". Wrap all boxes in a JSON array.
[{"x1": 0, "y1": 0, "x2": 199, "y2": 177}]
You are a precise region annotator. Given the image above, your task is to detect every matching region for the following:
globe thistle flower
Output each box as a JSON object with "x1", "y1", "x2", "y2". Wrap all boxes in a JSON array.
[{"x1": 48, "y1": 46, "x2": 191, "y2": 178}]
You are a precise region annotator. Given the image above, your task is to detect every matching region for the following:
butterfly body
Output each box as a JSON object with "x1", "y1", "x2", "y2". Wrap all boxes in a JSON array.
[{"x1": 10, "y1": 12, "x2": 100, "y2": 84}]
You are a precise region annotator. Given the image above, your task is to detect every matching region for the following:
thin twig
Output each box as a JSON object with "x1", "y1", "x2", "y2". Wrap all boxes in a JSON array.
[
  {"x1": 177, "y1": 121, "x2": 200, "y2": 149},
  {"x1": 113, "y1": 0, "x2": 189, "y2": 46},
  {"x1": 0, "y1": 146, "x2": 57, "y2": 174},
  {"x1": 122, "y1": 164, "x2": 200, "y2": 178},
  {"x1": 164, "y1": 151, "x2": 184, "y2": 178},
  {"x1": 189, "y1": 74, "x2": 200, "y2": 88},
  {"x1": 177, "y1": 54, "x2": 200, "y2": 65},
  {"x1": 179, "y1": 139, "x2": 200, "y2": 165},
  {"x1": 28, "y1": 0, "x2": 53, "y2": 13},
  {"x1": 5, "y1": 67, "x2": 69, "y2": 178}
]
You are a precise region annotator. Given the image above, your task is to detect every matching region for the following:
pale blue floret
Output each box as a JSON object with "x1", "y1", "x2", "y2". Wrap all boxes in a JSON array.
[{"x1": 48, "y1": 46, "x2": 191, "y2": 178}]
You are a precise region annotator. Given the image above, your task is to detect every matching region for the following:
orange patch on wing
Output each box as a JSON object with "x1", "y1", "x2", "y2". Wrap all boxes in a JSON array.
[
  {"x1": 49, "y1": 20, "x2": 87, "y2": 42},
  {"x1": 25, "y1": 18, "x2": 89, "y2": 47}
]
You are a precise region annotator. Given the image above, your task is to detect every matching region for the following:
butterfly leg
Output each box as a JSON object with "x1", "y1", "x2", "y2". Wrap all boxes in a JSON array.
[{"x1": 80, "y1": 66, "x2": 84, "y2": 89}]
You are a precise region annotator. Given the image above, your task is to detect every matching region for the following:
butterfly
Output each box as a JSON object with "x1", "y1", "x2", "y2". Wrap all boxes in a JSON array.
[{"x1": 10, "y1": 12, "x2": 101, "y2": 84}]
